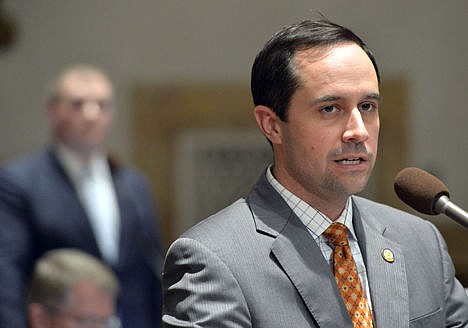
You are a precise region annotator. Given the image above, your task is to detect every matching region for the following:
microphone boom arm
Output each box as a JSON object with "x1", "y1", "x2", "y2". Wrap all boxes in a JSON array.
[{"x1": 434, "y1": 195, "x2": 468, "y2": 229}]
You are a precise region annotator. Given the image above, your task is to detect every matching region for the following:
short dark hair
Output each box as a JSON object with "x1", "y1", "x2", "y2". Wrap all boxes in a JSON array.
[{"x1": 251, "y1": 19, "x2": 380, "y2": 121}]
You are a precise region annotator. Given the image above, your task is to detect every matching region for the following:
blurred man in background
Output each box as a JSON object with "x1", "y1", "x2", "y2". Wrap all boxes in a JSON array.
[
  {"x1": 0, "y1": 64, "x2": 164, "y2": 328},
  {"x1": 28, "y1": 249, "x2": 120, "y2": 328}
]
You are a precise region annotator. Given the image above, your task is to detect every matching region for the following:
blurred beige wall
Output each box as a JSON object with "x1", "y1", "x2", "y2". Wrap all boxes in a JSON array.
[{"x1": 0, "y1": 2, "x2": 466, "y2": 232}]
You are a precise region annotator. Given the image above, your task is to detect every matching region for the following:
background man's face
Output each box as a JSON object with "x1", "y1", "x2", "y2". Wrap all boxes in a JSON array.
[{"x1": 48, "y1": 71, "x2": 113, "y2": 154}]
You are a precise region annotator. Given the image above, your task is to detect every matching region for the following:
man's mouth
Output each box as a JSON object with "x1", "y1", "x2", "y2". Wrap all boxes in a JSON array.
[{"x1": 334, "y1": 155, "x2": 368, "y2": 165}]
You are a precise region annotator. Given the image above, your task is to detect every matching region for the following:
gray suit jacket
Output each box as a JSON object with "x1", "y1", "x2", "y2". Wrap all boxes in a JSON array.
[{"x1": 163, "y1": 173, "x2": 468, "y2": 327}]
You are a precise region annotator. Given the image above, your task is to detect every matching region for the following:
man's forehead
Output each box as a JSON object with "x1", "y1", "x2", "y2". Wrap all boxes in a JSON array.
[
  {"x1": 60, "y1": 72, "x2": 112, "y2": 96},
  {"x1": 293, "y1": 45, "x2": 332, "y2": 65},
  {"x1": 292, "y1": 43, "x2": 378, "y2": 86},
  {"x1": 62, "y1": 71, "x2": 109, "y2": 86},
  {"x1": 292, "y1": 42, "x2": 361, "y2": 67}
]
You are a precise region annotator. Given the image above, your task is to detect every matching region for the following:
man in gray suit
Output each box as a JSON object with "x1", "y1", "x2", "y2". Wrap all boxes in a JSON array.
[{"x1": 162, "y1": 20, "x2": 468, "y2": 327}]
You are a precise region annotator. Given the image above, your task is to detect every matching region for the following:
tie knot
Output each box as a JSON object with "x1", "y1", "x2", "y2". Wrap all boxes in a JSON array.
[{"x1": 323, "y1": 222, "x2": 349, "y2": 246}]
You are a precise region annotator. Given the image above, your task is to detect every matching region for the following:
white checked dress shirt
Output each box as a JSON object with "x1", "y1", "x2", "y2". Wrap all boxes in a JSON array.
[{"x1": 266, "y1": 166, "x2": 373, "y2": 311}]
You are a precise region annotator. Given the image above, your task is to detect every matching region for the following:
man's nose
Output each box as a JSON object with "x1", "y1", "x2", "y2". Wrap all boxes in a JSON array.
[
  {"x1": 342, "y1": 108, "x2": 369, "y2": 143},
  {"x1": 82, "y1": 101, "x2": 101, "y2": 120}
]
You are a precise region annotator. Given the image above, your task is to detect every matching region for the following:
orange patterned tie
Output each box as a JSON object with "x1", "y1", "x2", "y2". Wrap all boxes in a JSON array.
[{"x1": 323, "y1": 223, "x2": 373, "y2": 327}]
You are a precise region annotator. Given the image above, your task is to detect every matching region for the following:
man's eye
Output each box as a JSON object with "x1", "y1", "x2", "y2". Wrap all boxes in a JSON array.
[
  {"x1": 97, "y1": 100, "x2": 112, "y2": 111},
  {"x1": 359, "y1": 103, "x2": 376, "y2": 112},
  {"x1": 69, "y1": 99, "x2": 84, "y2": 109},
  {"x1": 321, "y1": 105, "x2": 338, "y2": 113}
]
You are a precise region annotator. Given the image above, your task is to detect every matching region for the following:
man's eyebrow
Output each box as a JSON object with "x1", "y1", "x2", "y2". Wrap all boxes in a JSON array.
[
  {"x1": 365, "y1": 93, "x2": 381, "y2": 101},
  {"x1": 313, "y1": 93, "x2": 381, "y2": 105},
  {"x1": 313, "y1": 95, "x2": 342, "y2": 104}
]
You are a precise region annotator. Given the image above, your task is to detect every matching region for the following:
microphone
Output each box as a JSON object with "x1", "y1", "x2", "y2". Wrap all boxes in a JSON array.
[{"x1": 394, "y1": 167, "x2": 468, "y2": 229}]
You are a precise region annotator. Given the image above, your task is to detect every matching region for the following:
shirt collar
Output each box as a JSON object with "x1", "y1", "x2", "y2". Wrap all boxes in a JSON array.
[
  {"x1": 265, "y1": 165, "x2": 356, "y2": 240},
  {"x1": 55, "y1": 144, "x2": 108, "y2": 183}
]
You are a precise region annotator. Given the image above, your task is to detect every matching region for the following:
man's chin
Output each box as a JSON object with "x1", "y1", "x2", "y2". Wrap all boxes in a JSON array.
[
  {"x1": 68, "y1": 142, "x2": 104, "y2": 155},
  {"x1": 327, "y1": 176, "x2": 369, "y2": 198},
  {"x1": 347, "y1": 178, "x2": 371, "y2": 196}
]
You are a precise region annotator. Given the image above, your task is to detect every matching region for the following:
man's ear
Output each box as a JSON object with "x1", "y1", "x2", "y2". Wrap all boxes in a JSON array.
[
  {"x1": 28, "y1": 303, "x2": 52, "y2": 328},
  {"x1": 254, "y1": 105, "x2": 282, "y2": 144}
]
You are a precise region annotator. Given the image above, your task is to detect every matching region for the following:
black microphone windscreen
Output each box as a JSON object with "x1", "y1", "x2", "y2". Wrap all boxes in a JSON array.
[{"x1": 394, "y1": 167, "x2": 450, "y2": 215}]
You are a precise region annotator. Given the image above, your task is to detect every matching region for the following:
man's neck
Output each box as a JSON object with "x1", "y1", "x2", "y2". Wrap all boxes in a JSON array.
[
  {"x1": 54, "y1": 142, "x2": 103, "y2": 166},
  {"x1": 269, "y1": 165, "x2": 348, "y2": 220}
]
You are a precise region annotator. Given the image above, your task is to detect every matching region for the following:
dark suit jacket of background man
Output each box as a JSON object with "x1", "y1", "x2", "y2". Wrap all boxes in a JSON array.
[{"x1": 0, "y1": 147, "x2": 164, "y2": 328}]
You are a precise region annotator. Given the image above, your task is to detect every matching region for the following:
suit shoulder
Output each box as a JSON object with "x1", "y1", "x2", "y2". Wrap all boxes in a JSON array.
[
  {"x1": 113, "y1": 162, "x2": 154, "y2": 195},
  {"x1": 117, "y1": 165, "x2": 148, "y2": 182},
  {"x1": 353, "y1": 196, "x2": 438, "y2": 238},
  {"x1": 181, "y1": 198, "x2": 253, "y2": 240},
  {"x1": 0, "y1": 149, "x2": 51, "y2": 182},
  {"x1": 170, "y1": 198, "x2": 265, "y2": 270},
  {"x1": 353, "y1": 195, "x2": 428, "y2": 225}
]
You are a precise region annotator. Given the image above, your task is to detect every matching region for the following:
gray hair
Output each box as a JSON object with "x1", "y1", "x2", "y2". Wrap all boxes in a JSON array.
[{"x1": 27, "y1": 249, "x2": 119, "y2": 311}]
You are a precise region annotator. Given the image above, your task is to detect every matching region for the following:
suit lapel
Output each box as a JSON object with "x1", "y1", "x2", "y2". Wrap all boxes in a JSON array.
[
  {"x1": 47, "y1": 148, "x2": 101, "y2": 255},
  {"x1": 352, "y1": 198, "x2": 409, "y2": 328},
  {"x1": 109, "y1": 163, "x2": 134, "y2": 269},
  {"x1": 248, "y1": 174, "x2": 353, "y2": 328},
  {"x1": 271, "y1": 219, "x2": 353, "y2": 328},
  {"x1": 111, "y1": 165, "x2": 163, "y2": 277}
]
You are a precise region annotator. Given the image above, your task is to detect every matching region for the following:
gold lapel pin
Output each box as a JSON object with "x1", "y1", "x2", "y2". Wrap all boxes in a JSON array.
[{"x1": 381, "y1": 248, "x2": 394, "y2": 263}]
